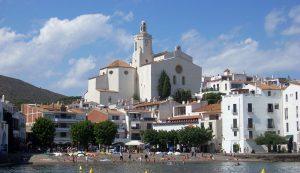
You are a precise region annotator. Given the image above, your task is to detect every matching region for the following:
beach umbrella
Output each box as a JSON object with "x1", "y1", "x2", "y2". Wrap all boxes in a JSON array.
[{"x1": 125, "y1": 140, "x2": 145, "y2": 146}]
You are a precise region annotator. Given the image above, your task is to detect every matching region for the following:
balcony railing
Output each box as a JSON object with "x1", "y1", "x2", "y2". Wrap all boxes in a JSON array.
[
  {"x1": 232, "y1": 111, "x2": 238, "y2": 115},
  {"x1": 247, "y1": 124, "x2": 255, "y2": 129},
  {"x1": 231, "y1": 125, "x2": 239, "y2": 131}
]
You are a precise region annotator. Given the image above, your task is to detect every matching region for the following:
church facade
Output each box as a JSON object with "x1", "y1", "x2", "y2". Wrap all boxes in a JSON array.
[{"x1": 84, "y1": 21, "x2": 202, "y2": 105}]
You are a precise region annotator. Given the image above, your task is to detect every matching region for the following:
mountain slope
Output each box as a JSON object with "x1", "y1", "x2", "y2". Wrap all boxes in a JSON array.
[{"x1": 0, "y1": 75, "x2": 66, "y2": 107}]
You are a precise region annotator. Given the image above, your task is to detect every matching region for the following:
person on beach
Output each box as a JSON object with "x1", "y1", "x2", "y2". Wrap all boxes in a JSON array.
[
  {"x1": 145, "y1": 153, "x2": 149, "y2": 162},
  {"x1": 119, "y1": 152, "x2": 123, "y2": 161},
  {"x1": 128, "y1": 152, "x2": 132, "y2": 161}
]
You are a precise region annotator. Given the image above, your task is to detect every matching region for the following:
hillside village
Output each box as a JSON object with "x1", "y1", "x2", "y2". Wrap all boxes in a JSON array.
[{"x1": 1, "y1": 21, "x2": 300, "y2": 156}]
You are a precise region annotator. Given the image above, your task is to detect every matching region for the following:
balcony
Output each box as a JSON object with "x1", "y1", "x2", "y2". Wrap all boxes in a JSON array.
[
  {"x1": 55, "y1": 127, "x2": 69, "y2": 132},
  {"x1": 267, "y1": 109, "x2": 274, "y2": 113},
  {"x1": 231, "y1": 125, "x2": 239, "y2": 131},
  {"x1": 248, "y1": 108, "x2": 254, "y2": 114},
  {"x1": 232, "y1": 111, "x2": 238, "y2": 115},
  {"x1": 267, "y1": 125, "x2": 275, "y2": 130},
  {"x1": 247, "y1": 124, "x2": 255, "y2": 130}
]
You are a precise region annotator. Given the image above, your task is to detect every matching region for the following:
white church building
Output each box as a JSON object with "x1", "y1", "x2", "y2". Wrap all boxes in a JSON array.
[{"x1": 84, "y1": 21, "x2": 202, "y2": 105}]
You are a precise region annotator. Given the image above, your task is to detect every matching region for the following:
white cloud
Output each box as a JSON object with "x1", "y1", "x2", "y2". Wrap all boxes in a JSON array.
[
  {"x1": 282, "y1": 5, "x2": 300, "y2": 35},
  {"x1": 113, "y1": 11, "x2": 134, "y2": 22},
  {"x1": 57, "y1": 56, "x2": 96, "y2": 89},
  {"x1": 181, "y1": 29, "x2": 300, "y2": 76},
  {"x1": 0, "y1": 13, "x2": 133, "y2": 92},
  {"x1": 264, "y1": 9, "x2": 285, "y2": 35}
]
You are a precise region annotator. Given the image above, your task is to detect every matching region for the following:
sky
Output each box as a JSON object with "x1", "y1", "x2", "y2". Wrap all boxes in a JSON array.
[{"x1": 1, "y1": 0, "x2": 300, "y2": 96}]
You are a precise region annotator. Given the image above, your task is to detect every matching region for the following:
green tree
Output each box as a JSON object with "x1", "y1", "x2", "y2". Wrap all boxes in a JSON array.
[
  {"x1": 70, "y1": 120, "x2": 94, "y2": 150},
  {"x1": 255, "y1": 131, "x2": 287, "y2": 152},
  {"x1": 142, "y1": 129, "x2": 159, "y2": 145},
  {"x1": 157, "y1": 70, "x2": 171, "y2": 99},
  {"x1": 31, "y1": 117, "x2": 55, "y2": 150},
  {"x1": 173, "y1": 89, "x2": 192, "y2": 103},
  {"x1": 201, "y1": 92, "x2": 224, "y2": 104},
  {"x1": 94, "y1": 120, "x2": 118, "y2": 147},
  {"x1": 178, "y1": 126, "x2": 213, "y2": 148}
]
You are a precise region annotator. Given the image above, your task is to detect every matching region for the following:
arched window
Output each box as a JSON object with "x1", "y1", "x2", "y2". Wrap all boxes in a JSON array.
[
  {"x1": 109, "y1": 70, "x2": 113, "y2": 74},
  {"x1": 182, "y1": 76, "x2": 185, "y2": 85},
  {"x1": 173, "y1": 75, "x2": 176, "y2": 84},
  {"x1": 134, "y1": 42, "x2": 137, "y2": 51}
]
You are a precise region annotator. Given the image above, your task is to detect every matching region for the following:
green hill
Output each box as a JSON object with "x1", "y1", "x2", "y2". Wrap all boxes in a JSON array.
[{"x1": 0, "y1": 75, "x2": 67, "y2": 108}]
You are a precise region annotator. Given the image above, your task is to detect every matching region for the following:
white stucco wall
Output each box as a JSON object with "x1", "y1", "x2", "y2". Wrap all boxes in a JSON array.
[
  {"x1": 283, "y1": 83, "x2": 300, "y2": 151},
  {"x1": 221, "y1": 91, "x2": 282, "y2": 153}
]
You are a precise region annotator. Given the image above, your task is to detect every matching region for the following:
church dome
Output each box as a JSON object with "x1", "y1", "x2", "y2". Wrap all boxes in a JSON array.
[{"x1": 107, "y1": 60, "x2": 132, "y2": 68}]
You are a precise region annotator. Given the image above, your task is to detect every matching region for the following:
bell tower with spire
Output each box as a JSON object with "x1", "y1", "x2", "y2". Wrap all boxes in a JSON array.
[{"x1": 132, "y1": 21, "x2": 153, "y2": 68}]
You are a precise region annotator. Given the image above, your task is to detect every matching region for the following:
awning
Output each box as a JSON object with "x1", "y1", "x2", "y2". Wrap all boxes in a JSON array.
[{"x1": 125, "y1": 140, "x2": 144, "y2": 146}]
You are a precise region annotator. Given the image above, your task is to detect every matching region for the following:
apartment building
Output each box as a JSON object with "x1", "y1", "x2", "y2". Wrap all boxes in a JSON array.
[
  {"x1": 22, "y1": 103, "x2": 85, "y2": 144},
  {"x1": 282, "y1": 82, "x2": 300, "y2": 151},
  {"x1": 87, "y1": 108, "x2": 127, "y2": 143},
  {"x1": 221, "y1": 83, "x2": 283, "y2": 153}
]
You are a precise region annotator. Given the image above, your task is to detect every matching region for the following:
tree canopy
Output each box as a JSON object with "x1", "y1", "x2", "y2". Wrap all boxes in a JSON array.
[
  {"x1": 255, "y1": 131, "x2": 287, "y2": 152},
  {"x1": 173, "y1": 89, "x2": 192, "y2": 103},
  {"x1": 142, "y1": 127, "x2": 213, "y2": 151},
  {"x1": 178, "y1": 126, "x2": 213, "y2": 147},
  {"x1": 70, "y1": 120, "x2": 94, "y2": 150},
  {"x1": 31, "y1": 117, "x2": 55, "y2": 150},
  {"x1": 157, "y1": 70, "x2": 171, "y2": 99},
  {"x1": 94, "y1": 120, "x2": 118, "y2": 146},
  {"x1": 201, "y1": 92, "x2": 224, "y2": 104}
]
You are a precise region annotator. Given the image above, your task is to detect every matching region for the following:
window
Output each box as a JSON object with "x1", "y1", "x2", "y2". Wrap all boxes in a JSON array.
[
  {"x1": 134, "y1": 42, "x2": 137, "y2": 51},
  {"x1": 286, "y1": 123, "x2": 289, "y2": 132},
  {"x1": 173, "y1": 75, "x2": 176, "y2": 84},
  {"x1": 225, "y1": 84, "x2": 228, "y2": 90},
  {"x1": 147, "y1": 123, "x2": 152, "y2": 129},
  {"x1": 60, "y1": 132, "x2": 67, "y2": 138},
  {"x1": 248, "y1": 118, "x2": 253, "y2": 128},
  {"x1": 109, "y1": 70, "x2": 113, "y2": 74},
  {"x1": 209, "y1": 122, "x2": 213, "y2": 130},
  {"x1": 275, "y1": 104, "x2": 279, "y2": 109},
  {"x1": 268, "y1": 91, "x2": 271, "y2": 96},
  {"x1": 213, "y1": 85, "x2": 216, "y2": 91},
  {"x1": 234, "y1": 131, "x2": 237, "y2": 137},
  {"x1": 182, "y1": 76, "x2": 185, "y2": 85},
  {"x1": 286, "y1": 94, "x2": 288, "y2": 102},
  {"x1": 112, "y1": 116, "x2": 120, "y2": 120},
  {"x1": 297, "y1": 106, "x2": 299, "y2": 118},
  {"x1": 296, "y1": 92, "x2": 298, "y2": 100},
  {"x1": 233, "y1": 104, "x2": 237, "y2": 114},
  {"x1": 124, "y1": 70, "x2": 128, "y2": 75},
  {"x1": 201, "y1": 122, "x2": 205, "y2": 128},
  {"x1": 60, "y1": 123, "x2": 67, "y2": 128},
  {"x1": 285, "y1": 108, "x2": 288, "y2": 120},
  {"x1": 297, "y1": 121, "x2": 299, "y2": 131},
  {"x1": 115, "y1": 134, "x2": 120, "y2": 139},
  {"x1": 131, "y1": 133, "x2": 141, "y2": 140},
  {"x1": 175, "y1": 65, "x2": 183, "y2": 74},
  {"x1": 145, "y1": 59, "x2": 148, "y2": 63},
  {"x1": 217, "y1": 84, "x2": 219, "y2": 91},
  {"x1": 249, "y1": 131, "x2": 253, "y2": 139},
  {"x1": 267, "y1": 104, "x2": 273, "y2": 112},
  {"x1": 267, "y1": 119, "x2": 274, "y2": 128},
  {"x1": 233, "y1": 119, "x2": 237, "y2": 128},
  {"x1": 228, "y1": 105, "x2": 230, "y2": 110},
  {"x1": 248, "y1": 103, "x2": 253, "y2": 113}
]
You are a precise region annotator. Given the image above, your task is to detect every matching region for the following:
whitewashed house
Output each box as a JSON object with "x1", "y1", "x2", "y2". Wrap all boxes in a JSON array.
[
  {"x1": 221, "y1": 83, "x2": 284, "y2": 153},
  {"x1": 282, "y1": 82, "x2": 300, "y2": 151}
]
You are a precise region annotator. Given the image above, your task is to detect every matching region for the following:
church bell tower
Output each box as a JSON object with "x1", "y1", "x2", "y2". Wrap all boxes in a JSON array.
[{"x1": 132, "y1": 21, "x2": 153, "y2": 68}]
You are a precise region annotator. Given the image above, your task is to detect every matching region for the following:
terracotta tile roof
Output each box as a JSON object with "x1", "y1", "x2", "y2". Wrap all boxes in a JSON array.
[
  {"x1": 249, "y1": 83, "x2": 284, "y2": 90},
  {"x1": 290, "y1": 81, "x2": 300, "y2": 86},
  {"x1": 68, "y1": 108, "x2": 85, "y2": 114},
  {"x1": 134, "y1": 101, "x2": 162, "y2": 108},
  {"x1": 193, "y1": 103, "x2": 221, "y2": 113},
  {"x1": 87, "y1": 109, "x2": 108, "y2": 123},
  {"x1": 107, "y1": 60, "x2": 132, "y2": 68},
  {"x1": 127, "y1": 109, "x2": 151, "y2": 113},
  {"x1": 168, "y1": 115, "x2": 200, "y2": 121}
]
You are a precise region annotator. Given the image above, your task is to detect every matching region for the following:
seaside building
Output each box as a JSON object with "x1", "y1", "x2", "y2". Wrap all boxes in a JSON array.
[
  {"x1": 84, "y1": 21, "x2": 202, "y2": 105},
  {"x1": 125, "y1": 109, "x2": 156, "y2": 141},
  {"x1": 87, "y1": 108, "x2": 127, "y2": 143},
  {"x1": 201, "y1": 69, "x2": 254, "y2": 95},
  {"x1": 21, "y1": 104, "x2": 86, "y2": 145},
  {"x1": 153, "y1": 103, "x2": 222, "y2": 152},
  {"x1": 0, "y1": 98, "x2": 8, "y2": 153},
  {"x1": 282, "y1": 82, "x2": 300, "y2": 151},
  {"x1": 221, "y1": 83, "x2": 284, "y2": 153}
]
